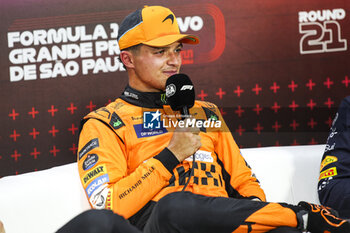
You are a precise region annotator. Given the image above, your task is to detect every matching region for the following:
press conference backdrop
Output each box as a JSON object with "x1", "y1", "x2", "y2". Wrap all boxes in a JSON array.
[{"x1": 1, "y1": 0, "x2": 349, "y2": 176}]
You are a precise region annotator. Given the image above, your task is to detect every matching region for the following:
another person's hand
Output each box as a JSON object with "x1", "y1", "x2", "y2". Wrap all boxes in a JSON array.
[
  {"x1": 167, "y1": 118, "x2": 201, "y2": 162},
  {"x1": 0, "y1": 220, "x2": 5, "y2": 233}
]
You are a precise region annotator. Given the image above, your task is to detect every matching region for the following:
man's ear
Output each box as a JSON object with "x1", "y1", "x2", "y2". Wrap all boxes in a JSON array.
[{"x1": 119, "y1": 51, "x2": 135, "y2": 69}]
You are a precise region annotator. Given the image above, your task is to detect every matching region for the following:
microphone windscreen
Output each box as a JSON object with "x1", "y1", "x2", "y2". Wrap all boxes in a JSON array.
[{"x1": 165, "y1": 74, "x2": 195, "y2": 111}]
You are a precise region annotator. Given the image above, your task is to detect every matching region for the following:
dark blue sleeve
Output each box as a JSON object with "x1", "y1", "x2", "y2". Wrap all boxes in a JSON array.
[{"x1": 318, "y1": 96, "x2": 350, "y2": 186}]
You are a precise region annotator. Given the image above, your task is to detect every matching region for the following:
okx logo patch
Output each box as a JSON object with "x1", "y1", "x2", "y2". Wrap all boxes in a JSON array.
[{"x1": 143, "y1": 110, "x2": 162, "y2": 129}]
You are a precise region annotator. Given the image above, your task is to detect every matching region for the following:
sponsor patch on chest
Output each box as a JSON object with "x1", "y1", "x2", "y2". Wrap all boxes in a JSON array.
[
  {"x1": 133, "y1": 123, "x2": 167, "y2": 138},
  {"x1": 185, "y1": 150, "x2": 213, "y2": 163}
]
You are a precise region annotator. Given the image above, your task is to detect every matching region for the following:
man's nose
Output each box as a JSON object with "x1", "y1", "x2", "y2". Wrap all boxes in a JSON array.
[{"x1": 167, "y1": 52, "x2": 181, "y2": 66}]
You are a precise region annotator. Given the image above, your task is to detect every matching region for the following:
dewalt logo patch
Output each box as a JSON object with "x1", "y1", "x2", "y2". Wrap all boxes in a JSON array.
[{"x1": 82, "y1": 164, "x2": 107, "y2": 185}]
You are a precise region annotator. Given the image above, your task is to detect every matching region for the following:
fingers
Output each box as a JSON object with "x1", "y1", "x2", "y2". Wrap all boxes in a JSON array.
[{"x1": 167, "y1": 118, "x2": 202, "y2": 162}]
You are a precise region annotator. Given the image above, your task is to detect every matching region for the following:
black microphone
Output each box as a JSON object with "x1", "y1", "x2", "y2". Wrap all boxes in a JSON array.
[
  {"x1": 165, "y1": 73, "x2": 195, "y2": 117},
  {"x1": 165, "y1": 73, "x2": 196, "y2": 192}
]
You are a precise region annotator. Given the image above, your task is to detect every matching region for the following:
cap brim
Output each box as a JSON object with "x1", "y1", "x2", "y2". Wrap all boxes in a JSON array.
[{"x1": 142, "y1": 34, "x2": 199, "y2": 47}]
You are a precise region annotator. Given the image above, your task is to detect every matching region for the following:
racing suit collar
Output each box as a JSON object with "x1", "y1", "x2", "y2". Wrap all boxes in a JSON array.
[{"x1": 120, "y1": 85, "x2": 168, "y2": 108}]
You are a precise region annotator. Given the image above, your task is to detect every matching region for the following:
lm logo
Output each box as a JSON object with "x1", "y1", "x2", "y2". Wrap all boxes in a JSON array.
[{"x1": 143, "y1": 110, "x2": 162, "y2": 129}]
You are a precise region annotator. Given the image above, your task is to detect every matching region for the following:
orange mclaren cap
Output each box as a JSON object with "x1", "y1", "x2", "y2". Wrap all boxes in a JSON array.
[{"x1": 117, "y1": 5, "x2": 199, "y2": 50}]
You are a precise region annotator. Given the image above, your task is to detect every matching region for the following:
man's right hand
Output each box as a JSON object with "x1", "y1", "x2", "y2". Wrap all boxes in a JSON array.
[{"x1": 167, "y1": 118, "x2": 201, "y2": 162}]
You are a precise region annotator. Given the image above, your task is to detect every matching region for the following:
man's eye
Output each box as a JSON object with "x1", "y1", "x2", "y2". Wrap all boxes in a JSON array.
[
  {"x1": 175, "y1": 48, "x2": 182, "y2": 53},
  {"x1": 155, "y1": 50, "x2": 165, "y2": 54}
]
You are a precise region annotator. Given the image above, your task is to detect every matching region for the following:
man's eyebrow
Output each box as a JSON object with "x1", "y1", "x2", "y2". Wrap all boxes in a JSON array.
[
  {"x1": 148, "y1": 46, "x2": 166, "y2": 50},
  {"x1": 150, "y1": 43, "x2": 183, "y2": 50}
]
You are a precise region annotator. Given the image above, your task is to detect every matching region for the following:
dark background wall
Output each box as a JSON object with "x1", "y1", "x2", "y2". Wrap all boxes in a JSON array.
[{"x1": 1, "y1": 0, "x2": 349, "y2": 176}]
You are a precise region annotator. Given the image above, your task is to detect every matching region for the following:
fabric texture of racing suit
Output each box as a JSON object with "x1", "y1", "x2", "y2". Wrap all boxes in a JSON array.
[
  {"x1": 77, "y1": 85, "x2": 302, "y2": 232},
  {"x1": 318, "y1": 95, "x2": 350, "y2": 218}
]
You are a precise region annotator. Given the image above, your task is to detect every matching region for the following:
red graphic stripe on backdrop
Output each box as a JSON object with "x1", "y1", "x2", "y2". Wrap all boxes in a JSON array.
[
  {"x1": 9, "y1": 10, "x2": 130, "y2": 31},
  {"x1": 173, "y1": 4, "x2": 226, "y2": 63},
  {"x1": 201, "y1": 3, "x2": 226, "y2": 63}
]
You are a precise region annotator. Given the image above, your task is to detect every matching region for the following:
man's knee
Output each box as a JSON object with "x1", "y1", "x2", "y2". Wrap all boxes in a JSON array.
[
  {"x1": 149, "y1": 192, "x2": 195, "y2": 226},
  {"x1": 57, "y1": 209, "x2": 116, "y2": 233},
  {"x1": 80, "y1": 209, "x2": 115, "y2": 226},
  {"x1": 154, "y1": 193, "x2": 184, "y2": 221}
]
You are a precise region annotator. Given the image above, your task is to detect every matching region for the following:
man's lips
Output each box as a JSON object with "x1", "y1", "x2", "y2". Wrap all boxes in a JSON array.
[{"x1": 163, "y1": 71, "x2": 178, "y2": 76}]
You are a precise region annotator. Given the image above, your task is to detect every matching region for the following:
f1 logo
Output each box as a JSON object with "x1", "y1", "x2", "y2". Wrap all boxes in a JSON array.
[{"x1": 180, "y1": 85, "x2": 193, "y2": 91}]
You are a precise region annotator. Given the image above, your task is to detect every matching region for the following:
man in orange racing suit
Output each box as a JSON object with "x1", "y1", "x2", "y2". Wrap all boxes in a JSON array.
[{"x1": 76, "y1": 5, "x2": 350, "y2": 233}]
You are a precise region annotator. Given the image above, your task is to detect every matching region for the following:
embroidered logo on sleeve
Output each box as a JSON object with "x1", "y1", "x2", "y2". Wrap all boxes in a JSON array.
[
  {"x1": 86, "y1": 174, "x2": 109, "y2": 198},
  {"x1": 320, "y1": 156, "x2": 338, "y2": 171},
  {"x1": 82, "y1": 164, "x2": 107, "y2": 185},
  {"x1": 83, "y1": 154, "x2": 99, "y2": 170},
  {"x1": 319, "y1": 167, "x2": 338, "y2": 180},
  {"x1": 78, "y1": 138, "x2": 99, "y2": 160},
  {"x1": 109, "y1": 112, "x2": 125, "y2": 130},
  {"x1": 185, "y1": 150, "x2": 213, "y2": 162}
]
